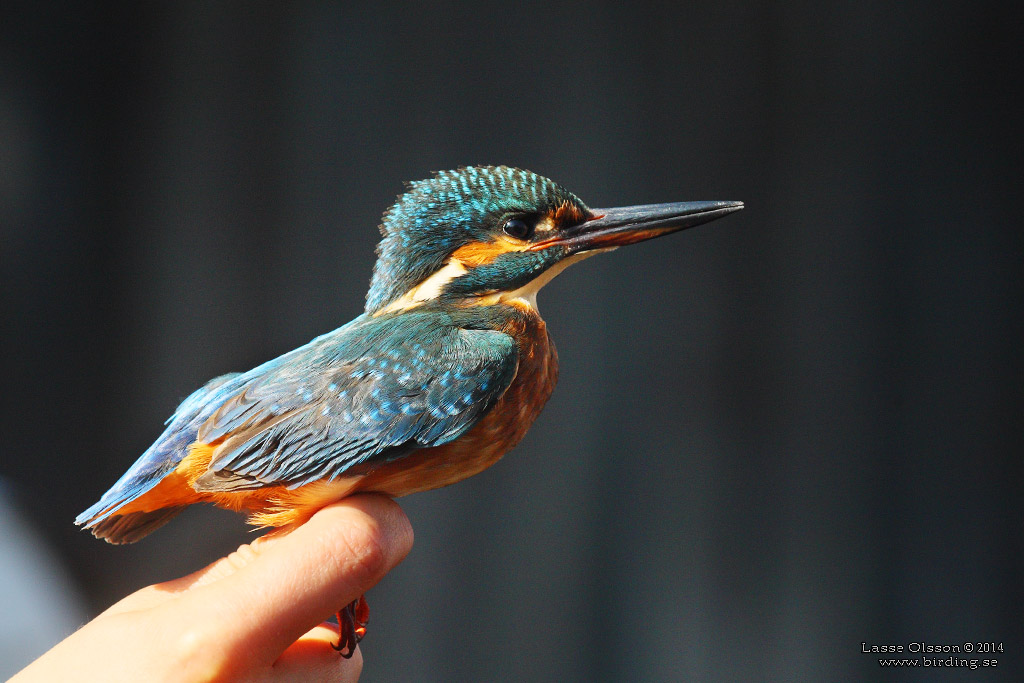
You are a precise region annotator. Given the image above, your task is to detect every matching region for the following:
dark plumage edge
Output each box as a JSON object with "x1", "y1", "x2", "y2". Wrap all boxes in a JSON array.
[{"x1": 86, "y1": 507, "x2": 187, "y2": 544}]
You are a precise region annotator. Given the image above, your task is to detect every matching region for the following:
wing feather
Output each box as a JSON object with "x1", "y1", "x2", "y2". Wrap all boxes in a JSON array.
[{"x1": 194, "y1": 316, "x2": 519, "y2": 491}]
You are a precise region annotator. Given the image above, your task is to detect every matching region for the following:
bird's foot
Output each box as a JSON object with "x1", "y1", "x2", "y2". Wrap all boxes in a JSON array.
[{"x1": 332, "y1": 595, "x2": 369, "y2": 658}]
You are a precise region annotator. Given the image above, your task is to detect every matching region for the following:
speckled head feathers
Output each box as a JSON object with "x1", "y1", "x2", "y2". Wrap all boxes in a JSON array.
[{"x1": 366, "y1": 166, "x2": 589, "y2": 313}]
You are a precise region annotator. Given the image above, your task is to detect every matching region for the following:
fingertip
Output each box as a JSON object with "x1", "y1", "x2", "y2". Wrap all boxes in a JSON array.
[{"x1": 311, "y1": 494, "x2": 414, "y2": 571}]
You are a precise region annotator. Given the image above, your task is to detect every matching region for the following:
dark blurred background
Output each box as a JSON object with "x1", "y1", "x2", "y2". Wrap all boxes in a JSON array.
[{"x1": 1, "y1": 1, "x2": 1020, "y2": 681}]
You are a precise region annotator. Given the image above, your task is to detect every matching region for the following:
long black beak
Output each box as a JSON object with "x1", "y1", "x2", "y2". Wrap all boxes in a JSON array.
[{"x1": 532, "y1": 200, "x2": 743, "y2": 253}]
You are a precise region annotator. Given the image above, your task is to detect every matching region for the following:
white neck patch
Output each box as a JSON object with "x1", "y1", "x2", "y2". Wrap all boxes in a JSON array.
[{"x1": 375, "y1": 258, "x2": 469, "y2": 315}]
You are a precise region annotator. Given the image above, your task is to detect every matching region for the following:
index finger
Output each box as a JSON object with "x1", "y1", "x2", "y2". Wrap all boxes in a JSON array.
[{"x1": 174, "y1": 494, "x2": 413, "y2": 669}]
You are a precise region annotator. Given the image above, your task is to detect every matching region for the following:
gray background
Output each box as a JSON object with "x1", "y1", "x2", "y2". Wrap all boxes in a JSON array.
[{"x1": 2, "y1": 2, "x2": 1020, "y2": 681}]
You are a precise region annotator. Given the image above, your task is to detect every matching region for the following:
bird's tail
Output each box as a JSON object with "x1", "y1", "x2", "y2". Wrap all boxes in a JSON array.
[
  {"x1": 75, "y1": 372, "x2": 243, "y2": 543},
  {"x1": 84, "y1": 507, "x2": 187, "y2": 545},
  {"x1": 73, "y1": 427, "x2": 196, "y2": 542}
]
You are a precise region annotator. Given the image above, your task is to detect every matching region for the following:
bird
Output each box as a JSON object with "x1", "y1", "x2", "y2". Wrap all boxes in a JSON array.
[{"x1": 77, "y1": 165, "x2": 742, "y2": 655}]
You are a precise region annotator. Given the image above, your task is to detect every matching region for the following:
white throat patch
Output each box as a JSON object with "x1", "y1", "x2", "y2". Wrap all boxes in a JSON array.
[{"x1": 475, "y1": 250, "x2": 608, "y2": 311}]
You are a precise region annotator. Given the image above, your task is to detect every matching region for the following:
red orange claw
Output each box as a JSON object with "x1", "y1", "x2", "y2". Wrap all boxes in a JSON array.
[{"x1": 332, "y1": 595, "x2": 370, "y2": 658}]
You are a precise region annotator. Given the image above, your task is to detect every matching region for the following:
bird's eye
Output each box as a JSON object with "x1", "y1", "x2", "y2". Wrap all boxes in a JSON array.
[{"x1": 502, "y1": 217, "x2": 534, "y2": 240}]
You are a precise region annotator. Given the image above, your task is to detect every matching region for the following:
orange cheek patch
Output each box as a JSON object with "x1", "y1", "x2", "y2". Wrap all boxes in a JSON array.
[{"x1": 452, "y1": 238, "x2": 528, "y2": 266}]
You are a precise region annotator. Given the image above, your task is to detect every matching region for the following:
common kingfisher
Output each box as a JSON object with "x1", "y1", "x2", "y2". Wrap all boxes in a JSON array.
[{"x1": 77, "y1": 166, "x2": 742, "y2": 655}]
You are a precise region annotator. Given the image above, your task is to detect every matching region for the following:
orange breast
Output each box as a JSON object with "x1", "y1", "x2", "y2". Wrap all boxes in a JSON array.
[{"x1": 352, "y1": 304, "x2": 558, "y2": 498}]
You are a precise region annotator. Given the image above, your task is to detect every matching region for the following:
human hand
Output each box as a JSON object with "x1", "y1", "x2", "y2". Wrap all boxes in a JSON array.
[{"x1": 13, "y1": 494, "x2": 413, "y2": 682}]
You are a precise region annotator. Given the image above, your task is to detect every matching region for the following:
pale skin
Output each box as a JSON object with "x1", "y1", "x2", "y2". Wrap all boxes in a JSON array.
[{"x1": 12, "y1": 495, "x2": 413, "y2": 683}]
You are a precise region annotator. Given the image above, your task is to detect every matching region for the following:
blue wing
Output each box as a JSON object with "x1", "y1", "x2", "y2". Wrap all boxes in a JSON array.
[{"x1": 192, "y1": 311, "x2": 519, "y2": 491}]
